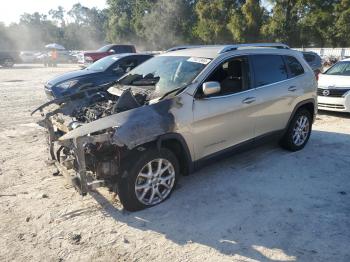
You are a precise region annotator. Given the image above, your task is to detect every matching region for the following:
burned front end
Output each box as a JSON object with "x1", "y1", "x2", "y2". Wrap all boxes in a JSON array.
[{"x1": 33, "y1": 85, "x2": 174, "y2": 195}]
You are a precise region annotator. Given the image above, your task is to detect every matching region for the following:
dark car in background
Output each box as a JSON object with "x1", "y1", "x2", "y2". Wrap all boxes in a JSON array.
[
  {"x1": 0, "y1": 51, "x2": 20, "y2": 68},
  {"x1": 302, "y1": 51, "x2": 322, "y2": 78},
  {"x1": 45, "y1": 53, "x2": 152, "y2": 99},
  {"x1": 79, "y1": 44, "x2": 136, "y2": 67}
]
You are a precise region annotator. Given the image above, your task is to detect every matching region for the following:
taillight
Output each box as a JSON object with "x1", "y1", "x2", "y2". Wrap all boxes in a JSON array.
[{"x1": 314, "y1": 70, "x2": 320, "y2": 81}]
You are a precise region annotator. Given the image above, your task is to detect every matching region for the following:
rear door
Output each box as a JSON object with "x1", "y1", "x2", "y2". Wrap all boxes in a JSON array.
[{"x1": 251, "y1": 54, "x2": 302, "y2": 137}]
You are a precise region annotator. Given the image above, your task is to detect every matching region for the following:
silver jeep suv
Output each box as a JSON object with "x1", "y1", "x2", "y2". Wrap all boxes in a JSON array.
[{"x1": 34, "y1": 43, "x2": 317, "y2": 211}]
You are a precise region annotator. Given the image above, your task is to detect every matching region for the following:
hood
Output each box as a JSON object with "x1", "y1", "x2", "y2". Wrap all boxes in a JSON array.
[
  {"x1": 318, "y1": 74, "x2": 350, "y2": 88},
  {"x1": 48, "y1": 69, "x2": 102, "y2": 86},
  {"x1": 32, "y1": 82, "x2": 115, "y2": 115},
  {"x1": 59, "y1": 99, "x2": 176, "y2": 149}
]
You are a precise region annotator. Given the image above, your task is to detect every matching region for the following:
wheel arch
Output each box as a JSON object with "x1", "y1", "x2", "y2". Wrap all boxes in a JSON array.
[
  {"x1": 285, "y1": 98, "x2": 316, "y2": 132},
  {"x1": 156, "y1": 133, "x2": 194, "y2": 176}
]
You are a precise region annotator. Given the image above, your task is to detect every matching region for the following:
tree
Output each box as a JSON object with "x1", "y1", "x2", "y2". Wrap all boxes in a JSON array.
[
  {"x1": 65, "y1": 4, "x2": 108, "y2": 49},
  {"x1": 106, "y1": 0, "x2": 136, "y2": 43},
  {"x1": 228, "y1": 0, "x2": 266, "y2": 42},
  {"x1": 49, "y1": 6, "x2": 66, "y2": 27},
  {"x1": 299, "y1": 0, "x2": 339, "y2": 47},
  {"x1": 0, "y1": 4, "x2": 108, "y2": 51},
  {"x1": 140, "y1": 0, "x2": 196, "y2": 49},
  {"x1": 2, "y1": 0, "x2": 350, "y2": 51},
  {"x1": 68, "y1": 3, "x2": 90, "y2": 24},
  {"x1": 132, "y1": 0, "x2": 156, "y2": 41},
  {"x1": 262, "y1": 0, "x2": 303, "y2": 46},
  {"x1": 194, "y1": 0, "x2": 236, "y2": 44},
  {"x1": 334, "y1": 0, "x2": 350, "y2": 46},
  {"x1": 14, "y1": 12, "x2": 61, "y2": 50}
]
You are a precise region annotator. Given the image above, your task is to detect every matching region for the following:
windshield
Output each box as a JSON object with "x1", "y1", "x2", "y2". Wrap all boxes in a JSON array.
[
  {"x1": 86, "y1": 55, "x2": 119, "y2": 72},
  {"x1": 117, "y1": 56, "x2": 211, "y2": 96},
  {"x1": 325, "y1": 61, "x2": 350, "y2": 76}
]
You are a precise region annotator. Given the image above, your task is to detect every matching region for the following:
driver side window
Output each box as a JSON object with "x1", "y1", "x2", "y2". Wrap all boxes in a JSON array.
[
  {"x1": 114, "y1": 58, "x2": 138, "y2": 73},
  {"x1": 199, "y1": 56, "x2": 250, "y2": 97}
]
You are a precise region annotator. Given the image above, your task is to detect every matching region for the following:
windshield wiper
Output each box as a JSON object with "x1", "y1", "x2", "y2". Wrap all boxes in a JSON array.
[
  {"x1": 159, "y1": 86, "x2": 187, "y2": 100},
  {"x1": 130, "y1": 78, "x2": 159, "y2": 86}
]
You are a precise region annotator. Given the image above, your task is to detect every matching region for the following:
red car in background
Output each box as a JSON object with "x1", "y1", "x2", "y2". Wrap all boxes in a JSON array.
[{"x1": 79, "y1": 44, "x2": 136, "y2": 67}]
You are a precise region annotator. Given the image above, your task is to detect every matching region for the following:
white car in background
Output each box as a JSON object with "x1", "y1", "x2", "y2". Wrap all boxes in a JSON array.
[
  {"x1": 19, "y1": 51, "x2": 39, "y2": 63},
  {"x1": 318, "y1": 58, "x2": 350, "y2": 112}
]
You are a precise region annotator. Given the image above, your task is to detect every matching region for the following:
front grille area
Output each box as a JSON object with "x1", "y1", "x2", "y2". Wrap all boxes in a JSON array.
[
  {"x1": 318, "y1": 103, "x2": 345, "y2": 109},
  {"x1": 317, "y1": 88, "x2": 350, "y2": 97}
]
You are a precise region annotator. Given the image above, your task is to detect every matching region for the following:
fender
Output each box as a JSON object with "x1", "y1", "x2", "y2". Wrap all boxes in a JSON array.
[
  {"x1": 284, "y1": 98, "x2": 316, "y2": 133},
  {"x1": 156, "y1": 133, "x2": 194, "y2": 174}
]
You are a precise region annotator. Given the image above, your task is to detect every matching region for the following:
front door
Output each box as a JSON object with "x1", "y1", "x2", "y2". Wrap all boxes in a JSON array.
[{"x1": 191, "y1": 56, "x2": 257, "y2": 160}]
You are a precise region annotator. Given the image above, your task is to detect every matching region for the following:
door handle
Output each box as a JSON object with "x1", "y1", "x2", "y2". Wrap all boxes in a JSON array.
[
  {"x1": 242, "y1": 97, "x2": 256, "y2": 104},
  {"x1": 288, "y1": 86, "x2": 297, "y2": 92}
]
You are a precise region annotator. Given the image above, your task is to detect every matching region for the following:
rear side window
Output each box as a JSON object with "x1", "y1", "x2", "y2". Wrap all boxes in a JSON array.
[
  {"x1": 136, "y1": 55, "x2": 152, "y2": 64},
  {"x1": 252, "y1": 55, "x2": 288, "y2": 87},
  {"x1": 112, "y1": 46, "x2": 133, "y2": 53},
  {"x1": 285, "y1": 56, "x2": 304, "y2": 77},
  {"x1": 117, "y1": 57, "x2": 138, "y2": 72}
]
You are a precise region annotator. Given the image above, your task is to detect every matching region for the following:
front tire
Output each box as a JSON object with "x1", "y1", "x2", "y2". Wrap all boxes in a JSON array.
[
  {"x1": 280, "y1": 109, "x2": 312, "y2": 151},
  {"x1": 2, "y1": 58, "x2": 14, "y2": 68},
  {"x1": 117, "y1": 148, "x2": 179, "y2": 211}
]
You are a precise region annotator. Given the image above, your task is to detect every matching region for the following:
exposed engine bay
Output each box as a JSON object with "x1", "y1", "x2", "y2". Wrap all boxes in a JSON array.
[
  {"x1": 33, "y1": 83, "x2": 176, "y2": 196},
  {"x1": 66, "y1": 85, "x2": 153, "y2": 124}
]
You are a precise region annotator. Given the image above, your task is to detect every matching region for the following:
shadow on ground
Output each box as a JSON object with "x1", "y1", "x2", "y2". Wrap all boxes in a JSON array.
[
  {"x1": 90, "y1": 130, "x2": 350, "y2": 262},
  {"x1": 317, "y1": 110, "x2": 350, "y2": 119}
]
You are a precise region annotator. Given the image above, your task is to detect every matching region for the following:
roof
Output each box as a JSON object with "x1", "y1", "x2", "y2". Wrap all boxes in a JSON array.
[
  {"x1": 166, "y1": 45, "x2": 218, "y2": 52},
  {"x1": 161, "y1": 43, "x2": 293, "y2": 59},
  {"x1": 162, "y1": 46, "x2": 226, "y2": 59},
  {"x1": 104, "y1": 44, "x2": 135, "y2": 47},
  {"x1": 109, "y1": 53, "x2": 153, "y2": 59},
  {"x1": 341, "y1": 58, "x2": 350, "y2": 62},
  {"x1": 302, "y1": 51, "x2": 318, "y2": 54}
]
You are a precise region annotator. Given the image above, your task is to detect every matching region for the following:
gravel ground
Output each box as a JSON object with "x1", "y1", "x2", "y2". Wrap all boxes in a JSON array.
[{"x1": 0, "y1": 64, "x2": 350, "y2": 262}]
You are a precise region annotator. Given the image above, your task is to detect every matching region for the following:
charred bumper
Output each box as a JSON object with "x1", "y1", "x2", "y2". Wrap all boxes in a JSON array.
[{"x1": 45, "y1": 117, "x2": 119, "y2": 195}]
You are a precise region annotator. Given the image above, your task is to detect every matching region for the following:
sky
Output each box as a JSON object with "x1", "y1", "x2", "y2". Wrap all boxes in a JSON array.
[{"x1": 0, "y1": 0, "x2": 107, "y2": 25}]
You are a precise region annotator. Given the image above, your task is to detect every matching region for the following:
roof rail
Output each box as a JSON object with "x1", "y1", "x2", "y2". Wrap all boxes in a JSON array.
[
  {"x1": 218, "y1": 43, "x2": 290, "y2": 54},
  {"x1": 166, "y1": 45, "x2": 208, "y2": 52}
]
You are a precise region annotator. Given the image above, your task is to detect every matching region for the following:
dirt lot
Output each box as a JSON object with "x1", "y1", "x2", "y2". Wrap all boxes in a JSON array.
[{"x1": 0, "y1": 64, "x2": 350, "y2": 262}]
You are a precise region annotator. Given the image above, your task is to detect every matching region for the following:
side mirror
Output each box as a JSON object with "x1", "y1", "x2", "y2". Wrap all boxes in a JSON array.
[
  {"x1": 109, "y1": 49, "x2": 116, "y2": 53},
  {"x1": 202, "y1": 81, "x2": 221, "y2": 96}
]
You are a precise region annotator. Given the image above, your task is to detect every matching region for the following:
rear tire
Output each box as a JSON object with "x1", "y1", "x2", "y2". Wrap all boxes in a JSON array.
[
  {"x1": 117, "y1": 148, "x2": 179, "y2": 211},
  {"x1": 280, "y1": 109, "x2": 312, "y2": 151}
]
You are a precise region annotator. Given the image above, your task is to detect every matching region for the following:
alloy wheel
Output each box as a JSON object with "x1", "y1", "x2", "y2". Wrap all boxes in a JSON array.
[
  {"x1": 292, "y1": 115, "x2": 310, "y2": 146},
  {"x1": 135, "y1": 158, "x2": 175, "y2": 205}
]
